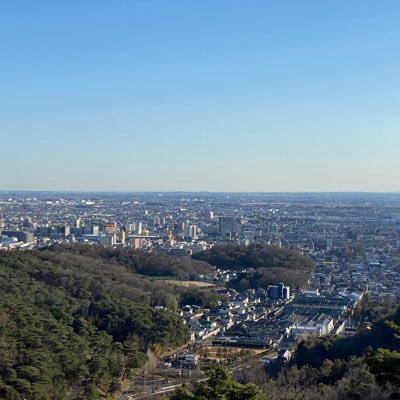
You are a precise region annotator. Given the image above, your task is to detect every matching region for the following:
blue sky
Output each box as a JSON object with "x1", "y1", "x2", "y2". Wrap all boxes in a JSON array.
[{"x1": 1, "y1": 1, "x2": 400, "y2": 191}]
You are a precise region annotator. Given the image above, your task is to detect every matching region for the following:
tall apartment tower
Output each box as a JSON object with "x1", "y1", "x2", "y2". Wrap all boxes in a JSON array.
[
  {"x1": 218, "y1": 216, "x2": 236, "y2": 237},
  {"x1": 267, "y1": 282, "x2": 290, "y2": 300}
]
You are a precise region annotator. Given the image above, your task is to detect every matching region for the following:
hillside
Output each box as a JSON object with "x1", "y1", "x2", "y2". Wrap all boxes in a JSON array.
[
  {"x1": 0, "y1": 248, "x2": 205, "y2": 400},
  {"x1": 192, "y1": 244, "x2": 314, "y2": 271},
  {"x1": 48, "y1": 243, "x2": 211, "y2": 277},
  {"x1": 295, "y1": 307, "x2": 400, "y2": 368},
  {"x1": 193, "y1": 244, "x2": 314, "y2": 289}
]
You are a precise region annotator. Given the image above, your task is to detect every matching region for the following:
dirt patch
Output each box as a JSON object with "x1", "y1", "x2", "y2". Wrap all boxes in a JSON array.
[
  {"x1": 163, "y1": 280, "x2": 215, "y2": 288},
  {"x1": 198, "y1": 346, "x2": 265, "y2": 361}
]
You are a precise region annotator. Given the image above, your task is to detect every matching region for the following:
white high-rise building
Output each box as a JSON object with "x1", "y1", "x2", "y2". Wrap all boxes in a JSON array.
[{"x1": 184, "y1": 224, "x2": 198, "y2": 240}]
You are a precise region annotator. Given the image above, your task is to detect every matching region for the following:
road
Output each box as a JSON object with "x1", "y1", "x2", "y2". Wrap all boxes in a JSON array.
[
  {"x1": 119, "y1": 346, "x2": 273, "y2": 399},
  {"x1": 123, "y1": 383, "x2": 182, "y2": 399},
  {"x1": 122, "y1": 378, "x2": 209, "y2": 400}
]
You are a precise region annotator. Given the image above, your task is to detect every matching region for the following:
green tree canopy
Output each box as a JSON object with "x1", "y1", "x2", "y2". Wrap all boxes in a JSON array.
[{"x1": 169, "y1": 365, "x2": 265, "y2": 400}]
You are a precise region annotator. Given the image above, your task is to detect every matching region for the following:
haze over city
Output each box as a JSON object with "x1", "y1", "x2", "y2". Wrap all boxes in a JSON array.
[{"x1": 2, "y1": 1, "x2": 400, "y2": 191}]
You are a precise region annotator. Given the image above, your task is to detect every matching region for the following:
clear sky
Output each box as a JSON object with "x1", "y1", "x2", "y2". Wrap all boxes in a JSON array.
[{"x1": 1, "y1": 1, "x2": 400, "y2": 192}]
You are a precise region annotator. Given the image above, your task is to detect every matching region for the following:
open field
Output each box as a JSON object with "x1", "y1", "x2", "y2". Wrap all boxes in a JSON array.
[
  {"x1": 163, "y1": 280, "x2": 215, "y2": 288},
  {"x1": 198, "y1": 346, "x2": 266, "y2": 361}
]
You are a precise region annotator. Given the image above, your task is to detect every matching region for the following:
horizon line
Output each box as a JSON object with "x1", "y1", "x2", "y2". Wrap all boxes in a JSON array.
[{"x1": 1, "y1": 190, "x2": 400, "y2": 195}]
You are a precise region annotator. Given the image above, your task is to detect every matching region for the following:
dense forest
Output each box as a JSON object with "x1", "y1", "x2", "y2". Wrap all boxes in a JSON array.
[
  {"x1": 193, "y1": 244, "x2": 314, "y2": 289},
  {"x1": 0, "y1": 247, "x2": 215, "y2": 400},
  {"x1": 192, "y1": 244, "x2": 314, "y2": 271},
  {"x1": 48, "y1": 243, "x2": 210, "y2": 277},
  {"x1": 229, "y1": 267, "x2": 311, "y2": 290}
]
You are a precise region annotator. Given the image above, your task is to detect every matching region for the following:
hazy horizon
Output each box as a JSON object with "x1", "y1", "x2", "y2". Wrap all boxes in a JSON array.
[
  {"x1": 1, "y1": 189, "x2": 400, "y2": 195},
  {"x1": 2, "y1": 1, "x2": 400, "y2": 192}
]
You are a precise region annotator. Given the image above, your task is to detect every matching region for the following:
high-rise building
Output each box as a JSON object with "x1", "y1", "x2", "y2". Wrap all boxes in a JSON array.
[
  {"x1": 117, "y1": 230, "x2": 126, "y2": 244},
  {"x1": 1, "y1": 230, "x2": 34, "y2": 243},
  {"x1": 83, "y1": 226, "x2": 92, "y2": 234},
  {"x1": 267, "y1": 285, "x2": 280, "y2": 300},
  {"x1": 167, "y1": 230, "x2": 175, "y2": 247},
  {"x1": 23, "y1": 217, "x2": 33, "y2": 228},
  {"x1": 105, "y1": 222, "x2": 116, "y2": 234},
  {"x1": 62, "y1": 225, "x2": 70, "y2": 237},
  {"x1": 99, "y1": 234, "x2": 115, "y2": 246},
  {"x1": 267, "y1": 283, "x2": 290, "y2": 300},
  {"x1": 242, "y1": 228, "x2": 254, "y2": 244},
  {"x1": 218, "y1": 216, "x2": 236, "y2": 237},
  {"x1": 130, "y1": 237, "x2": 142, "y2": 249},
  {"x1": 184, "y1": 224, "x2": 198, "y2": 240}
]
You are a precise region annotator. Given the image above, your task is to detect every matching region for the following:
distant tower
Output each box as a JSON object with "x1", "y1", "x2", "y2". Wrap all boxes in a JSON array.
[
  {"x1": 105, "y1": 223, "x2": 116, "y2": 234},
  {"x1": 118, "y1": 230, "x2": 126, "y2": 244},
  {"x1": 167, "y1": 230, "x2": 175, "y2": 247},
  {"x1": 278, "y1": 283, "x2": 285, "y2": 298},
  {"x1": 218, "y1": 216, "x2": 236, "y2": 237},
  {"x1": 63, "y1": 225, "x2": 70, "y2": 237},
  {"x1": 184, "y1": 224, "x2": 197, "y2": 240}
]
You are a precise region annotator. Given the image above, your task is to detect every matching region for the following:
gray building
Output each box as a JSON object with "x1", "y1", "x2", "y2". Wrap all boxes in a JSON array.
[
  {"x1": 219, "y1": 216, "x2": 236, "y2": 237},
  {"x1": 267, "y1": 283, "x2": 290, "y2": 300},
  {"x1": 1, "y1": 230, "x2": 34, "y2": 243}
]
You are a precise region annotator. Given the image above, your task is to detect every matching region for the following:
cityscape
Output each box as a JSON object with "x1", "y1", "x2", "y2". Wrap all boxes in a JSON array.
[
  {"x1": 2, "y1": 191, "x2": 400, "y2": 305},
  {"x1": 1, "y1": 191, "x2": 400, "y2": 397}
]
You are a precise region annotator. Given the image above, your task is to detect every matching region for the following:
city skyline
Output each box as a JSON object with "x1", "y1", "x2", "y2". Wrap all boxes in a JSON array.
[{"x1": 2, "y1": 1, "x2": 400, "y2": 192}]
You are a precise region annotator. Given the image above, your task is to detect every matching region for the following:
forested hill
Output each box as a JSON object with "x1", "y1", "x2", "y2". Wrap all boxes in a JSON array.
[
  {"x1": 0, "y1": 248, "x2": 197, "y2": 399},
  {"x1": 192, "y1": 245, "x2": 314, "y2": 289},
  {"x1": 192, "y1": 244, "x2": 314, "y2": 271},
  {"x1": 295, "y1": 306, "x2": 400, "y2": 368},
  {"x1": 47, "y1": 243, "x2": 210, "y2": 277}
]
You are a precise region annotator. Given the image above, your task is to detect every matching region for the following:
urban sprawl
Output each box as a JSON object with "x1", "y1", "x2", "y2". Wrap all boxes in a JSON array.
[{"x1": 1, "y1": 191, "x2": 400, "y2": 379}]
